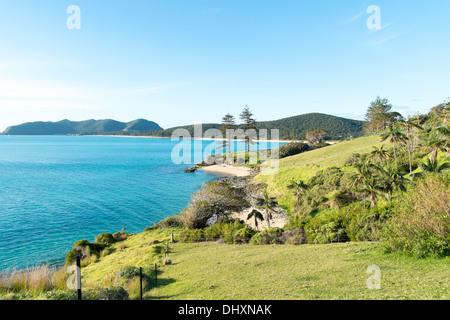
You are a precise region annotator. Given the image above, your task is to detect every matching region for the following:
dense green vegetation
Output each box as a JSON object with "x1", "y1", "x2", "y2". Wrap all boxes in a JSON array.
[
  {"x1": 134, "y1": 113, "x2": 365, "y2": 141},
  {"x1": 254, "y1": 100, "x2": 450, "y2": 256}
]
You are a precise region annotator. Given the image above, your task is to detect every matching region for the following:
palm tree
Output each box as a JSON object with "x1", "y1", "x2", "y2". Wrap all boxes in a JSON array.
[
  {"x1": 359, "y1": 176, "x2": 381, "y2": 207},
  {"x1": 436, "y1": 124, "x2": 450, "y2": 138},
  {"x1": 256, "y1": 189, "x2": 278, "y2": 228},
  {"x1": 435, "y1": 124, "x2": 450, "y2": 157},
  {"x1": 247, "y1": 209, "x2": 264, "y2": 230},
  {"x1": 287, "y1": 179, "x2": 309, "y2": 217},
  {"x1": 380, "y1": 125, "x2": 406, "y2": 167},
  {"x1": 420, "y1": 158, "x2": 450, "y2": 173},
  {"x1": 348, "y1": 158, "x2": 373, "y2": 209},
  {"x1": 375, "y1": 164, "x2": 408, "y2": 204},
  {"x1": 399, "y1": 118, "x2": 423, "y2": 174},
  {"x1": 370, "y1": 146, "x2": 392, "y2": 164},
  {"x1": 421, "y1": 134, "x2": 449, "y2": 162}
]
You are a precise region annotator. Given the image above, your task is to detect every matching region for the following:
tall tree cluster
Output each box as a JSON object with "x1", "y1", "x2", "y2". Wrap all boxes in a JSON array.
[
  {"x1": 364, "y1": 97, "x2": 403, "y2": 134},
  {"x1": 219, "y1": 105, "x2": 257, "y2": 163}
]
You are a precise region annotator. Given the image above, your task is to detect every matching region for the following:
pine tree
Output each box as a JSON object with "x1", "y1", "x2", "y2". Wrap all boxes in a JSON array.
[
  {"x1": 364, "y1": 97, "x2": 402, "y2": 134},
  {"x1": 218, "y1": 113, "x2": 236, "y2": 164},
  {"x1": 239, "y1": 105, "x2": 257, "y2": 158}
]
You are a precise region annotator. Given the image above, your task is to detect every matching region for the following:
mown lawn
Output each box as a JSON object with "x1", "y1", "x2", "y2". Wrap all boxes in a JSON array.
[{"x1": 80, "y1": 229, "x2": 450, "y2": 300}]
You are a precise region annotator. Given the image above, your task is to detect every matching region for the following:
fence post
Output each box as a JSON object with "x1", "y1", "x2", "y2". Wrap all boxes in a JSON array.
[
  {"x1": 76, "y1": 255, "x2": 82, "y2": 301},
  {"x1": 171, "y1": 232, "x2": 174, "y2": 243},
  {"x1": 140, "y1": 267, "x2": 143, "y2": 301}
]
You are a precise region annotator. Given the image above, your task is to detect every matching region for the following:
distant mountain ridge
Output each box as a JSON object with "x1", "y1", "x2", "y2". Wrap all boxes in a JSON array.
[
  {"x1": 2, "y1": 113, "x2": 365, "y2": 140},
  {"x1": 2, "y1": 119, "x2": 162, "y2": 135}
]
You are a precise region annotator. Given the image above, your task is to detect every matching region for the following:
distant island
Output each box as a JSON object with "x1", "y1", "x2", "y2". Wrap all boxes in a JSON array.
[
  {"x1": 2, "y1": 113, "x2": 365, "y2": 141},
  {"x1": 1, "y1": 118, "x2": 163, "y2": 136}
]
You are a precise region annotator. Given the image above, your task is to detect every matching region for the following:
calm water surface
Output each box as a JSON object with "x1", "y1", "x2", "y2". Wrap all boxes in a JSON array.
[{"x1": 0, "y1": 135, "x2": 281, "y2": 270}]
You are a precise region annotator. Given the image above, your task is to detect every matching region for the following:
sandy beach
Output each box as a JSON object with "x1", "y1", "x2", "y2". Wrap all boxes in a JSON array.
[{"x1": 198, "y1": 165, "x2": 253, "y2": 177}]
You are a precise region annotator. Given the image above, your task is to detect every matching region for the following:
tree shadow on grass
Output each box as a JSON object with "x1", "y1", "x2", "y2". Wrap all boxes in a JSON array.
[{"x1": 144, "y1": 273, "x2": 177, "y2": 300}]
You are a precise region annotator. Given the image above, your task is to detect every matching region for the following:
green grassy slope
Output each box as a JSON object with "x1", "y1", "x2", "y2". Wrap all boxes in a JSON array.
[
  {"x1": 80, "y1": 228, "x2": 449, "y2": 300},
  {"x1": 254, "y1": 135, "x2": 387, "y2": 211}
]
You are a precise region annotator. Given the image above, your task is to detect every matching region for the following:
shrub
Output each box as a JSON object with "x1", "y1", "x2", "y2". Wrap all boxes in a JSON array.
[
  {"x1": 327, "y1": 190, "x2": 350, "y2": 208},
  {"x1": 74, "y1": 239, "x2": 90, "y2": 247},
  {"x1": 304, "y1": 209, "x2": 347, "y2": 244},
  {"x1": 65, "y1": 240, "x2": 106, "y2": 265},
  {"x1": 179, "y1": 229, "x2": 204, "y2": 243},
  {"x1": 83, "y1": 287, "x2": 129, "y2": 300},
  {"x1": 280, "y1": 229, "x2": 307, "y2": 245},
  {"x1": 233, "y1": 227, "x2": 256, "y2": 244},
  {"x1": 118, "y1": 266, "x2": 140, "y2": 279},
  {"x1": 203, "y1": 223, "x2": 223, "y2": 240},
  {"x1": 276, "y1": 142, "x2": 310, "y2": 159},
  {"x1": 310, "y1": 142, "x2": 329, "y2": 150},
  {"x1": 95, "y1": 233, "x2": 116, "y2": 245},
  {"x1": 250, "y1": 228, "x2": 284, "y2": 245},
  {"x1": 201, "y1": 218, "x2": 248, "y2": 243},
  {"x1": 179, "y1": 181, "x2": 249, "y2": 229},
  {"x1": 161, "y1": 215, "x2": 183, "y2": 228},
  {"x1": 112, "y1": 232, "x2": 128, "y2": 242},
  {"x1": 381, "y1": 174, "x2": 450, "y2": 257},
  {"x1": 345, "y1": 204, "x2": 393, "y2": 242}
]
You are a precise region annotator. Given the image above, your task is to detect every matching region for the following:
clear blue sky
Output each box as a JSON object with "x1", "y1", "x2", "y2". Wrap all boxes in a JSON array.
[{"x1": 0, "y1": 0, "x2": 449, "y2": 131}]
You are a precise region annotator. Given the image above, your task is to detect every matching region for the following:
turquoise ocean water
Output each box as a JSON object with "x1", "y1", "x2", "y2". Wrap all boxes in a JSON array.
[{"x1": 0, "y1": 135, "x2": 281, "y2": 270}]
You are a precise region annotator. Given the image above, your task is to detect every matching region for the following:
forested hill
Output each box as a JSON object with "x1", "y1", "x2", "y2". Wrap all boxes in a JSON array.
[
  {"x1": 2, "y1": 113, "x2": 364, "y2": 140},
  {"x1": 147, "y1": 113, "x2": 365, "y2": 140},
  {"x1": 257, "y1": 113, "x2": 364, "y2": 140},
  {"x1": 2, "y1": 119, "x2": 162, "y2": 135}
]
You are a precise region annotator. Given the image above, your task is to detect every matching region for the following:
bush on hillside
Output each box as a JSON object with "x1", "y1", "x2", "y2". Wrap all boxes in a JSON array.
[
  {"x1": 83, "y1": 287, "x2": 129, "y2": 300},
  {"x1": 95, "y1": 233, "x2": 116, "y2": 245},
  {"x1": 112, "y1": 231, "x2": 128, "y2": 242},
  {"x1": 280, "y1": 229, "x2": 307, "y2": 245},
  {"x1": 178, "y1": 181, "x2": 249, "y2": 229},
  {"x1": 233, "y1": 227, "x2": 256, "y2": 244},
  {"x1": 250, "y1": 228, "x2": 284, "y2": 245},
  {"x1": 65, "y1": 240, "x2": 106, "y2": 265},
  {"x1": 179, "y1": 218, "x2": 250, "y2": 244},
  {"x1": 381, "y1": 174, "x2": 450, "y2": 257},
  {"x1": 310, "y1": 142, "x2": 329, "y2": 150},
  {"x1": 304, "y1": 209, "x2": 348, "y2": 244},
  {"x1": 345, "y1": 203, "x2": 393, "y2": 242},
  {"x1": 179, "y1": 229, "x2": 204, "y2": 243},
  {"x1": 118, "y1": 266, "x2": 141, "y2": 280},
  {"x1": 276, "y1": 142, "x2": 310, "y2": 159}
]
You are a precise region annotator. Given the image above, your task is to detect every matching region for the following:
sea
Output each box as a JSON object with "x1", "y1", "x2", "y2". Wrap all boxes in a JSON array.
[{"x1": 0, "y1": 135, "x2": 282, "y2": 271}]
